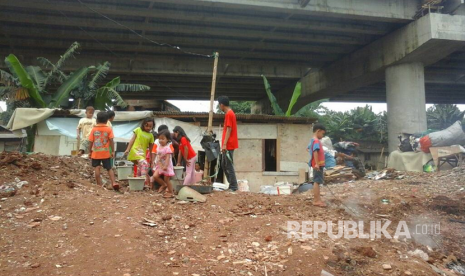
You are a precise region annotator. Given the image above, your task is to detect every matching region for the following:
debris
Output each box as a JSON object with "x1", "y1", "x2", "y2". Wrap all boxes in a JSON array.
[
  {"x1": 321, "y1": 270, "x2": 334, "y2": 276},
  {"x1": 27, "y1": 221, "x2": 41, "y2": 228},
  {"x1": 404, "y1": 271, "x2": 412, "y2": 275},
  {"x1": 408, "y1": 249, "x2": 429, "y2": 261},
  {"x1": 30, "y1": 263, "x2": 41, "y2": 268},
  {"x1": 141, "y1": 218, "x2": 157, "y2": 227},
  {"x1": 287, "y1": 247, "x2": 293, "y2": 256},
  {"x1": 301, "y1": 246, "x2": 312, "y2": 251},
  {"x1": 264, "y1": 235, "x2": 272, "y2": 242},
  {"x1": 252, "y1": 242, "x2": 260, "y2": 247},
  {"x1": 382, "y1": 264, "x2": 392, "y2": 270},
  {"x1": 48, "y1": 216, "x2": 62, "y2": 221}
]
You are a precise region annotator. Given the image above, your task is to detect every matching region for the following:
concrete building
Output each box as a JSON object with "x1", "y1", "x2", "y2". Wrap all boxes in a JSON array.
[
  {"x1": 1, "y1": 0, "x2": 465, "y2": 152},
  {"x1": 153, "y1": 112, "x2": 316, "y2": 192}
]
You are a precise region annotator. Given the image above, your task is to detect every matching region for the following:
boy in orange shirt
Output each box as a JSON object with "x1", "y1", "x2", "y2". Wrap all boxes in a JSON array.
[{"x1": 88, "y1": 112, "x2": 119, "y2": 191}]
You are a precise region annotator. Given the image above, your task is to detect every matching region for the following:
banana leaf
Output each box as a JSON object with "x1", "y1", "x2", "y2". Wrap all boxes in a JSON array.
[
  {"x1": 285, "y1": 81, "x2": 301, "y2": 117},
  {"x1": 5, "y1": 54, "x2": 46, "y2": 108},
  {"x1": 94, "y1": 77, "x2": 122, "y2": 110},
  {"x1": 26, "y1": 66, "x2": 47, "y2": 92},
  {"x1": 261, "y1": 75, "x2": 284, "y2": 116},
  {"x1": 49, "y1": 67, "x2": 89, "y2": 108}
]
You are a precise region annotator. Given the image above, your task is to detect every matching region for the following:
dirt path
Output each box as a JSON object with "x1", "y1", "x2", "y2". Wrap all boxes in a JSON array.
[{"x1": 0, "y1": 152, "x2": 464, "y2": 276}]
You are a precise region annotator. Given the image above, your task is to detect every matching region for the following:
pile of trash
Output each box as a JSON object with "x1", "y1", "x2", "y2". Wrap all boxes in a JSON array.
[
  {"x1": 0, "y1": 177, "x2": 29, "y2": 197},
  {"x1": 365, "y1": 168, "x2": 404, "y2": 180},
  {"x1": 324, "y1": 166, "x2": 356, "y2": 182}
]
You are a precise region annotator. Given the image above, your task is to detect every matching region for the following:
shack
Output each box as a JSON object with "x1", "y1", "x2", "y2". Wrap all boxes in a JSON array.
[
  {"x1": 154, "y1": 112, "x2": 316, "y2": 192},
  {"x1": 0, "y1": 125, "x2": 25, "y2": 152}
]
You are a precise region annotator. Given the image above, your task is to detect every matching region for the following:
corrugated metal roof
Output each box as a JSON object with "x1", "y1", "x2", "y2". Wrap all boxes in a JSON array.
[{"x1": 152, "y1": 111, "x2": 317, "y2": 124}]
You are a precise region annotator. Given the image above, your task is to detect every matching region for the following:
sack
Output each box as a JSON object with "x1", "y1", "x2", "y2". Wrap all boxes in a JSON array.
[
  {"x1": 399, "y1": 138, "x2": 413, "y2": 152},
  {"x1": 200, "y1": 135, "x2": 220, "y2": 162},
  {"x1": 429, "y1": 121, "x2": 465, "y2": 147},
  {"x1": 420, "y1": 135, "x2": 432, "y2": 153}
]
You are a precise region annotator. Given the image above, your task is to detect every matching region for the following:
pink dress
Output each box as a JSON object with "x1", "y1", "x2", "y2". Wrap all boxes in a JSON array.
[{"x1": 155, "y1": 144, "x2": 175, "y2": 177}]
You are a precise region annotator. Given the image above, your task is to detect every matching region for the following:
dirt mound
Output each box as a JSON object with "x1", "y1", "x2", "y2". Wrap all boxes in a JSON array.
[{"x1": 0, "y1": 152, "x2": 464, "y2": 276}]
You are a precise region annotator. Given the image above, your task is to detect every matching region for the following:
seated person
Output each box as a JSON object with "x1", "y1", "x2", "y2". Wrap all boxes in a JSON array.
[{"x1": 337, "y1": 152, "x2": 366, "y2": 179}]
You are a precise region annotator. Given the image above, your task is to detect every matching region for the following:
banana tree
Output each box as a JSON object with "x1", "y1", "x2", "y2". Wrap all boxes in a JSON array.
[
  {"x1": 261, "y1": 75, "x2": 327, "y2": 117},
  {"x1": 74, "y1": 62, "x2": 150, "y2": 110}
]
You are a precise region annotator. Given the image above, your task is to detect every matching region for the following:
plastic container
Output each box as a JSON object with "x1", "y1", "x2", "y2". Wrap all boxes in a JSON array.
[
  {"x1": 260, "y1": 185, "x2": 292, "y2": 195},
  {"x1": 213, "y1": 182, "x2": 228, "y2": 191},
  {"x1": 116, "y1": 166, "x2": 133, "y2": 181},
  {"x1": 238, "y1": 180, "x2": 249, "y2": 192},
  {"x1": 127, "y1": 176, "x2": 145, "y2": 191},
  {"x1": 174, "y1": 166, "x2": 184, "y2": 180}
]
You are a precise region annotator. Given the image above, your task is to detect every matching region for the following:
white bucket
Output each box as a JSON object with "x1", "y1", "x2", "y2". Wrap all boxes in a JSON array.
[
  {"x1": 174, "y1": 166, "x2": 184, "y2": 180},
  {"x1": 127, "y1": 176, "x2": 145, "y2": 191},
  {"x1": 213, "y1": 182, "x2": 228, "y2": 191},
  {"x1": 116, "y1": 166, "x2": 133, "y2": 181}
]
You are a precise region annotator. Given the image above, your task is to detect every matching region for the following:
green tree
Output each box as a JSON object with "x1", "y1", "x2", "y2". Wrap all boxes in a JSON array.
[
  {"x1": 216, "y1": 101, "x2": 253, "y2": 114},
  {"x1": 427, "y1": 104, "x2": 465, "y2": 130}
]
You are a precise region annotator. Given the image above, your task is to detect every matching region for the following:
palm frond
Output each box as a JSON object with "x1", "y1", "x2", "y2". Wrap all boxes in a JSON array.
[
  {"x1": 26, "y1": 66, "x2": 47, "y2": 91},
  {"x1": 56, "y1": 42, "x2": 80, "y2": 69},
  {"x1": 285, "y1": 82, "x2": 301, "y2": 117},
  {"x1": 261, "y1": 75, "x2": 284, "y2": 116},
  {"x1": 109, "y1": 88, "x2": 128, "y2": 108},
  {"x1": 88, "y1": 62, "x2": 110, "y2": 90},
  {"x1": 115, "y1": 83, "x2": 150, "y2": 92},
  {"x1": 0, "y1": 69, "x2": 18, "y2": 87}
]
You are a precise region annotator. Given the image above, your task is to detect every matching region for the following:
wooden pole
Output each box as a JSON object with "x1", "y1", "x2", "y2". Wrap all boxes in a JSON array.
[{"x1": 204, "y1": 52, "x2": 219, "y2": 182}]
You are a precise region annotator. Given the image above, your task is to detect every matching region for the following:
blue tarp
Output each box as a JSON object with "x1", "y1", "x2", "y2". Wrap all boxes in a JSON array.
[{"x1": 45, "y1": 118, "x2": 141, "y2": 140}]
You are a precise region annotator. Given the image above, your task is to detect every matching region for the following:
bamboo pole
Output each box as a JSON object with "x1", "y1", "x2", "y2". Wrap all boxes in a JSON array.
[{"x1": 204, "y1": 52, "x2": 219, "y2": 182}]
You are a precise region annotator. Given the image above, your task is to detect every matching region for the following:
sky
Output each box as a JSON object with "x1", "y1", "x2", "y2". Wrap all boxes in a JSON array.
[{"x1": 167, "y1": 100, "x2": 465, "y2": 113}]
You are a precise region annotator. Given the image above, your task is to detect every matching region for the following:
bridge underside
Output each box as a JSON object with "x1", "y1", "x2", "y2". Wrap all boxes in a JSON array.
[{"x1": 1, "y1": 0, "x2": 464, "y2": 103}]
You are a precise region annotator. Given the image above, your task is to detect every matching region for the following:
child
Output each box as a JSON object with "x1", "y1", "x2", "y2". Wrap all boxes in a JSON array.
[
  {"x1": 106, "y1": 110, "x2": 116, "y2": 167},
  {"x1": 88, "y1": 112, "x2": 119, "y2": 190},
  {"x1": 124, "y1": 118, "x2": 154, "y2": 187},
  {"x1": 194, "y1": 162, "x2": 203, "y2": 183},
  {"x1": 307, "y1": 123, "x2": 326, "y2": 207},
  {"x1": 77, "y1": 106, "x2": 95, "y2": 155},
  {"x1": 152, "y1": 130, "x2": 175, "y2": 198},
  {"x1": 173, "y1": 126, "x2": 197, "y2": 185}
]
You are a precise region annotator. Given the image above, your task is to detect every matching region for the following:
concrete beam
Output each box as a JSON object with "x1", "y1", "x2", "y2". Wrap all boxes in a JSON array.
[
  {"x1": 0, "y1": 53, "x2": 306, "y2": 79},
  {"x1": 0, "y1": 38, "x2": 335, "y2": 66},
  {"x1": 142, "y1": 0, "x2": 419, "y2": 22},
  {"x1": 0, "y1": 0, "x2": 389, "y2": 35},
  {"x1": 292, "y1": 13, "x2": 465, "y2": 109},
  {"x1": 1, "y1": 26, "x2": 353, "y2": 55},
  {"x1": 0, "y1": 11, "x2": 369, "y2": 45}
]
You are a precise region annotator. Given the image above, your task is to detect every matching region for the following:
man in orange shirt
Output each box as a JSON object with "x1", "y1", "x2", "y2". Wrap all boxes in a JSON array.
[
  {"x1": 88, "y1": 112, "x2": 119, "y2": 191},
  {"x1": 218, "y1": 96, "x2": 239, "y2": 192}
]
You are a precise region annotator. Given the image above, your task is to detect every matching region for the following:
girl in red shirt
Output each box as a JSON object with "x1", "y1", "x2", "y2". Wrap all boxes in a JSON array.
[{"x1": 173, "y1": 126, "x2": 197, "y2": 185}]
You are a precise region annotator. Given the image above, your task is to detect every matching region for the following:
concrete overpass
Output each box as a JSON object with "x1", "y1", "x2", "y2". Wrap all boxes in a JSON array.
[{"x1": 1, "y1": 0, "x2": 465, "y2": 150}]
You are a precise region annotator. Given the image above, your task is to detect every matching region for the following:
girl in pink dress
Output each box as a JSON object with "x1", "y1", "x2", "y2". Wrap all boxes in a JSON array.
[{"x1": 153, "y1": 130, "x2": 175, "y2": 198}]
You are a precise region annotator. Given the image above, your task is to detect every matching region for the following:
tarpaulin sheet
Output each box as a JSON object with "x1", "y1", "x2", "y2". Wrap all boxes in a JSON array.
[
  {"x1": 7, "y1": 108, "x2": 154, "y2": 130},
  {"x1": 44, "y1": 117, "x2": 204, "y2": 150},
  {"x1": 46, "y1": 118, "x2": 142, "y2": 141},
  {"x1": 387, "y1": 150, "x2": 432, "y2": 172}
]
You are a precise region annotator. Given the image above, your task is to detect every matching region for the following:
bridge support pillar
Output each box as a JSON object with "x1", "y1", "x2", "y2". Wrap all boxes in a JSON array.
[{"x1": 386, "y1": 62, "x2": 427, "y2": 152}]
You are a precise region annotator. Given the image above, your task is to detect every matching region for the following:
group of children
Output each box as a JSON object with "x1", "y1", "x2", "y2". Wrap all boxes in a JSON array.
[{"x1": 77, "y1": 106, "x2": 201, "y2": 197}]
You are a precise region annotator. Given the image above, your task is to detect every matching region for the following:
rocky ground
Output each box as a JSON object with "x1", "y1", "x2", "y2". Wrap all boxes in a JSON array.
[{"x1": 0, "y1": 152, "x2": 464, "y2": 276}]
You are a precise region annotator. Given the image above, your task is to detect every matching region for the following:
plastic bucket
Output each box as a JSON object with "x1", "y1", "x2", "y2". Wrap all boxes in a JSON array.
[
  {"x1": 127, "y1": 176, "x2": 145, "y2": 191},
  {"x1": 213, "y1": 182, "x2": 228, "y2": 191},
  {"x1": 174, "y1": 166, "x2": 184, "y2": 180},
  {"x1": 116, "y1": 166, "x2": 133, "y2": 181}
]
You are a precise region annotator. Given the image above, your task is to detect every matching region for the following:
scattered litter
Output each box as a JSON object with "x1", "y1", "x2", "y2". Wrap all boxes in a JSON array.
[
  {"x1": 141, "y1": 218, "x2": 157, "y2": 227},
  {"x1": 408, "y1": 249, "x2": 429, "y2": 261}
]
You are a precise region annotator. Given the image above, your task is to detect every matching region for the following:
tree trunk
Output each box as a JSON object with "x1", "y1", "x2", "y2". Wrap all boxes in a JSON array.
[{"x1": 26, "y1": 124, "x2": 37, "y2": 152}]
